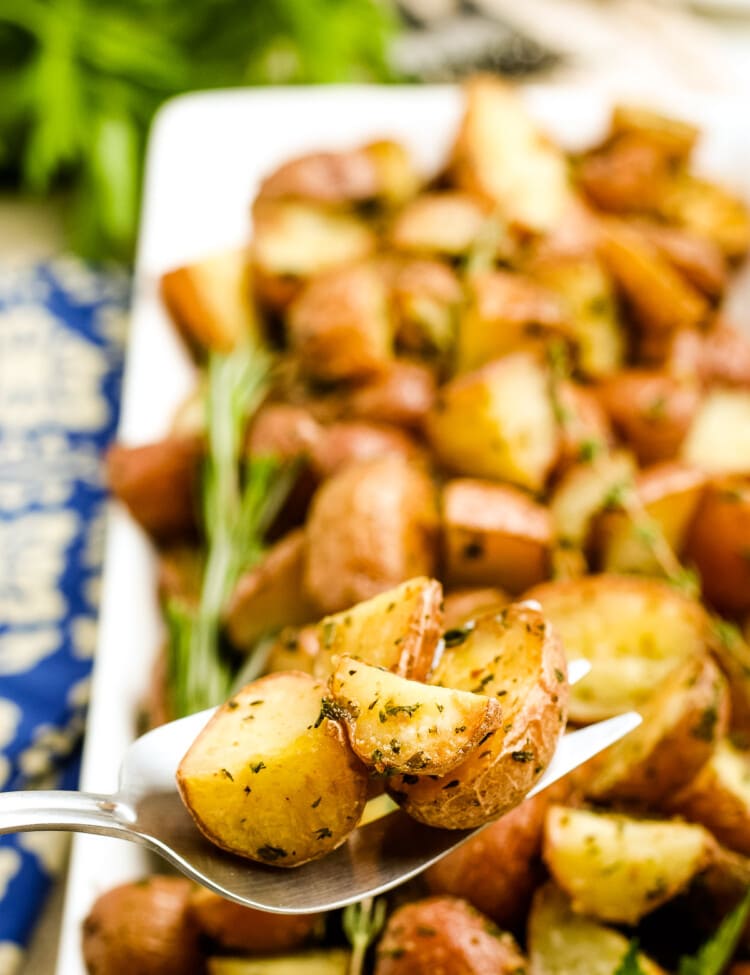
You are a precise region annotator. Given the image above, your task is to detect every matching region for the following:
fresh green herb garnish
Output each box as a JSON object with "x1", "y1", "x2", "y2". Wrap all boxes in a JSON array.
[
  {"x1": 343, "y1": 896, "x2": 387, "y2": 975},
  {"x1": 614, "y1": 940, "x2": 647, "y2": 975},
  {"x1": 678, "y1": 889, "x2": 750, "y2": 975}
]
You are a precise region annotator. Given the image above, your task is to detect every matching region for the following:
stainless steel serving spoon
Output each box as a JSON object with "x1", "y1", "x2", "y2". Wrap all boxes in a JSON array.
[{"x1": 0, "y1": 659, "x2": 639, "y2": 914}]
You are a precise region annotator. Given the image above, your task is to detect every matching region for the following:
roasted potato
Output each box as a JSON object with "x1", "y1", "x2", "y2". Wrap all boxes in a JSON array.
[
  {"x1": 442, "y1": 478, "x2": 552, "y2": 593},
  {"x1": 660, "y1": 173, "x2": 750, "y2": 261},
  {"x1": 251, "y1": 200, "x2": 375, "y2": 309},
  {"x1": 257, "y1": 140, "x2": 416, "y2": 207},
  {"x1": 391, "y1": 192, "x2": 492, "y2": 257},
  {"x1": 330, "y1": 653, "x2": 503, "y2": 775},
  {"x1": 286, "y1": 263, "x2": 392, "y2": 382},
  {"x1": 247, "y1": 403, "x2": 322, "y2": 462},
  {"x1": 584, "y1": 654, "x2": 728, "y2": 803},
  {"x1": 425, "y1": 783, "x2": 570, "y2": 931},
  {"x1": 667, "y1": 739, "x2": 750, "y2": 855},
  {"x1": 265, "y1": 625, "x2": 321, "y2": 676},
  {"x1": 339, "y1": 360, "x2": 438, "y2": 431},
  {"x1": 456, "y1": 270, "x2": 568, "y2": 373},
  {"x1": 82, "y1": 877, "x2": 203, "y2": 975},
  {"x1": 391, "y1": 258, "x2": 462, "y2": 357},
  {"x1": 528, "y1": 883, "x2": 667, "y2": 975},
  {"x1": 107, "y1": 436, "x2": 202, "y2": 543},
  {"x1": 189, "y1": 889, "x2": 320, "y2": 953},
  {"x1": 388, "y1": 603, "x2": 567, "y2": 829},
  {"x1": 553, "y1": 381, "x2": 613, "y2": 474},
  {"x1": 578, "y1": 137, "x2": 672, "y2": 215},
  {"x1": 314, "y1": 577, "x2": 442, "y2": 682},
  {"x1": 442, "y1": 587, "x2": 510, "y2": 630},
  {"x1": 668, "y1": 321, "x2": 750, "y2": 389},
  {"x1": 450, "y1": 75, "x2": 570, "y2": 233},
  {"x1": 161, "y1": 248, "x2": 258, "y2": 356},
  {"x1": 208, "y1": 951, "x2": 349, "y2": 975},
  {"x1": 597, "y1": 219, "x2": 708, "y2": 339},
  {"x1": 427, "y1": 352, "x2": 558, "y2": 491},
  {"x1": 709, "y1": 620, "x2": 750, "y2": 744},
  {"x1": 303, "y1": 456, "x2": 439, "y2": 614},
  {"x1": 224, "y1": 530, "x2": 317, "y2": 651},
  {"x1": 610, "y1": 105, "x2": 698, "y2": 159},
  {"x1": 630, "y1": 221, "x2": 727, "y2": 300},
  {"x1": 530, "y1": 256, "x2": 625, "y2": 378},
  {"x1": 525, "y1": 575, "x2": 712, "y2": 723},
  {"x1": 543, "y1": 805, "x2": 715, "y2": 924},
  {"x1": 596, "y1": 370, "x2": 702, "y2": 466},
  {"x1": 375, "y1": 897, "x2": 527, "y2": 975},
  {"x1": 177, "y1": 672, "x2": 369, "y2": 867},
  {"x1": 550, "y1": 449, "x2": 637, "y2": 548},
  {"x1": 682, "y1": 391, "x2": 750, "y2": 475},
  {"x1": 310, "y1": 421, "x2": 422, "y2": 480},
  {"x1": 593, "y1": 462, "x2": 707, "y2": 575}
]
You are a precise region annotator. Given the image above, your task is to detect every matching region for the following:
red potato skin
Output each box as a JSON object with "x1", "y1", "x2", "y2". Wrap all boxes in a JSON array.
[
  {"x1": 685, "y1": 478, "x2": 750, "y2": 615},
  {"x1": 633, "y1": 221, "x2": 728, "y2": 300},
  {"x1": 344, "y1": 361, "x2": 438, "y2": 432},
  {"x1": 424, "y1": 782, "x2": 570, "y2": 931},
  {"x1": 596, "y1": 370, "x2": 701, "y2": 465},
  {"x1": 668, "y1": 323, "x2": 750, "y2": 390},
  {"x1": 375, "y1": 897, "x2": 527, "y2": 975},
  {"x1": 247, "y1": 403, "x2": 322, "y2": 461},
  {"x1": 82, "y1": 877, "x2": 203, "y2": 975},
  {"x1": 189, "y1": 889, "x2": 320, "y2": 953},
  {"x1": 107, "y1": 436, "x2": 202, "y2": 543},
  {"x1": 310, "y1": 421, "x2": 423, "y2": 479},
  {"x1": 555, "y1": 381, "x2": 613, "y2": 474},
  {"x1": 578, "y1": 137, "x2": 670, "y2": 215}
]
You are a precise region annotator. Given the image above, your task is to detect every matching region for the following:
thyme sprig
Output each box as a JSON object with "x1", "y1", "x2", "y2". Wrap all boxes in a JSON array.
[{"x1": 343, "y1": 896, "x2": 388, "y2": 975}]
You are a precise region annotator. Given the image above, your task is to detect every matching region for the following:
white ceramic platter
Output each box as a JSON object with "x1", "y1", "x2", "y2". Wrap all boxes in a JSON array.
[{"x1": 55, "y1": 83, "x2": 750, "y2": 974}]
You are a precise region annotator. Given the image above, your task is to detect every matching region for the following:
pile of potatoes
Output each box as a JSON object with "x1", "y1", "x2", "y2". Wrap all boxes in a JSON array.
[{"x1": 92, "y1": 76, "x2": 750, "y2": 973}]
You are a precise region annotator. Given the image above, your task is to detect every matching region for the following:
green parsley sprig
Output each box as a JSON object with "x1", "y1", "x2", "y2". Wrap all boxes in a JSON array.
[{"x1": 343, "y1": 896, "x2": 388, "y2": 975}]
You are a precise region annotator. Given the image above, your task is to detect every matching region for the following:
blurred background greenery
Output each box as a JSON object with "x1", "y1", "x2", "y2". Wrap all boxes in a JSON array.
[{"x1": 0, "y1": 0, "x2": 399, "y2": 262}]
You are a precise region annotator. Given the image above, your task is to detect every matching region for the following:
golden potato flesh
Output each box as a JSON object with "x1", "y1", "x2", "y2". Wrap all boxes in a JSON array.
[
  {"x1": 668, "y1": 739, "x2": 750, "y2": 856},
  {"x1": 550, "y1": 449, "x2": 636, "y2": 548},
  {"x1": 660, "y1": 173, "x2": 750, "y2": 262},
  {"x1": 543, "y1": 806, "x2": 714, "y2": 925},
  {"x1": 456, "y1": 270, "x2": 568, "y2": 373},
  {"x1": 209, "y1": 951, "x2": 350, "y2": 975},
  {"x1": 427, "y1": 352, "x2": 558, "y2": 491},
  {"x1": 390, "y1": 192, "x2": 492, "y2": 257},
  {"x1": 528, "y1": 883, "x2": 667, "y2": 975},
  {"x1": 632, "y1": 220, "x2": 727, "y2": 300},
  {"x1": 525, "y1": 575, "x2": 711, "y2": 723},
  {"x1": 388, "y1": 603, "x2": 568, "y2": 829},
  {"x1": 287, "y1": 263, "x2": 392, "y2": 382},
  {"x1": 585, "y1": 654, "x2": 728, "y2": 804},
  {"x1": 314, "y1": 577, "x2": 443, "y2": 682},
  {"x1": 161, "y1": 248, "x2": 258, "y2": 356},
  {"x1": 391, "y1": 258, "x2": 462, "y2": 357},
  {"x1": 682, "y1": 390, "x2": 750, "y2": 475},
  {"x1": 611, "y1": 105, "x2": 699, "y2": 160},
  {"x1": 442, "y1": 587, "x2": 510, "y2": 630},
  {"x1": 177, "y1": 672, "x2": 368, "y2": 867},
  {"x1": 330, "y1": 654, "x2": 502, "y2": 776},
  {"x1": 442, "y1": 478, "x2": 552, "y2": 594},
  {"x1": 451, "y1": 75, "x2": 571, "y2": 233},
  {"x1": 303, "y1": 456, "x2": 439, "y2": 615}
]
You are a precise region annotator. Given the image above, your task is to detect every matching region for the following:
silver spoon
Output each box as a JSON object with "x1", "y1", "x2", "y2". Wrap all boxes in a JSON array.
[{"x1": 0, "y1": 660, "x2": 639, "y2": 914}]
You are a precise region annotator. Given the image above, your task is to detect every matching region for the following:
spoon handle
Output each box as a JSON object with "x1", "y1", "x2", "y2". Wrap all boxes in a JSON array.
[{"x1": 0, "y1": 790, "x2": 134, "y2": 839}]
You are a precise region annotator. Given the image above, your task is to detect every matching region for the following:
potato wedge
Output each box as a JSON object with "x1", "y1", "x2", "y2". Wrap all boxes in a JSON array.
[
  {"x1": 554, "y1": 382, "x2": 613, "y2": 474},
  {"x1": 456, "y1": 270, "x2": 568, "y2": 373},
  {"x1": 247, "y1": 403, "x2": 322, "y2": 462},
  {"x1": 668, "y1": 740, "x2": 750, "y2": 855},
  {"x1": 266, "y1": 625, "x2": 321, "y2": 676},
  {"x1": 375, "y1": 897, "x2": 527, "y2": 975},
  {"x1": 427, "y1": 352, "x2": 558, "y2": 491},
  {"x1": 598, "y1": 219, "x2": 708, "y2": 337},
  {"x1": 578, "y1": 138, "x2": 671, "y2": 215},
  {"x1": 287, "y1": 263, "x2": 392, "y2": 382},
  {"x1": 451, "y1": 75, "x2": 570, "y2": 233},
  {"x1": 668, "y1": 323, "x2": 750, "y2": 389},
  {"x1": 189, "y1": 888, "x2": 320, "y2": 953},
  {"x1": 224, "y1": 530, "x2": 317, "y2": 651},
  {"x1": 585, "y1": 654, "x2": 728, "y2": 803},
  {"x1": 425, "y1": 782, "x2": 571, "y2": 931},
  {"x1": 251, "y1": 200, "x2": 375, "y2": 308},
  {"x1": 596, "y1": 370, "x2": 701, "y2": 466},
  {"x1": 631, "y1": 221, "x2": 727, "y2": 300},
  {"x1": 709, "y1": 620, "x2": 750, "y2": 744},
  {"x1": 257, "y1": 140, "x2": 416, "y2": 207},
  {"x1": 82, "y1": 877, "x2": 202, "y2": 975},
  {"x1": 391, "y1": 192, "x2": 492, "y2": 257},
  {"x1": 311, "y1": 421, "x2": 422, "y2": 480},
  {"x1": 388, "y1": 603, "x2": 568, "y2": 829},
  {"x1": 530, "y1": 256, "x2": 625, "y2": 378},
  {"x1": 593, "y1": 462, "x2": 707, "y2": 574},
  {"x1": 442, "y1": 479, "x2": 552, "y2": 593},
  {"x1": 525, "y1": 575, "x2": 711, "y2": 723},
  {"x1": 314, "y1": 577, "x2": 442, "y2": 682},
  {"x1": 177, "y1": 672, "x2": 369, "y2": 867},
  {"x1": 543, "y1": 806, "x2": 715, "y2": 924},
  {"x1": 660, "y1": 173, "x2": 750, "y2": 261},
  {"x1": 550, "y1": 449, "x2": 637, "y2": 548},
  {"x1": 209, "y1": 951, "x2": 349, "y2": 975},
  {"x1": 611, "y1": 105, "x2": 699, "y2": 159},
  {"x1": 330, "y1": 654, "x2": 503, "y2": 775},
  {"x1": 391, "y1": 258, "x2": 461, "y2": 357},
  {"x1": 341, "y1": 360, "x2": 438, "y2": 431},
  {"x1": 303, "y1": 457, "x2": 439, "y2": 614},
  {"x1": 442, "y1": 587, "x2": 510, "y2": 630},
  {"x1": 161, "y1": 248, "x2": 257, "y2": 355},
  {"x1": 682, "y1": 391, "x2": 750, "y2": 475},
  {"x1": 107, "y1": 436, "x2": 202, "y2": 543},
  {"x1": 528, "y1": 883, "x2": 667, "y2": 975}
]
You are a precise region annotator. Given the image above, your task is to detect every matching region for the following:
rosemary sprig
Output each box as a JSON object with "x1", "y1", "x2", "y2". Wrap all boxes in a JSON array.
[{"x1": 343, "y1": 897, "x2": 388, "y2": 975}]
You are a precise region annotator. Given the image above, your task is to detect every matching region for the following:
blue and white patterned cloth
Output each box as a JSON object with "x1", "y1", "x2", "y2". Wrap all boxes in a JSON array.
[{"x1": 0, "y1": 260, "x2": 128, "y2": 973}]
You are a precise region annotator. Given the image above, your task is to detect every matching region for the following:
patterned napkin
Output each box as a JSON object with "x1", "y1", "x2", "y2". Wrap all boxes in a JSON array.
[{"x1": 0, "y1": 259, "x2": 129, "y2": 973}]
